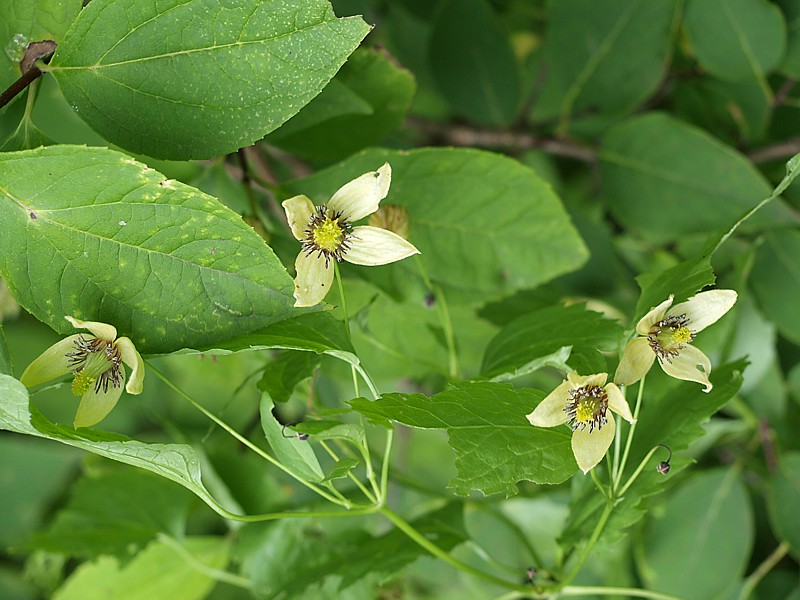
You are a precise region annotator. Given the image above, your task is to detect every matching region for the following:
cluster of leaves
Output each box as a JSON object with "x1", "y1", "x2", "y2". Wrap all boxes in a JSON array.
[{"x1": 1, "y1": 0, "x2": 800, "y2": 599}]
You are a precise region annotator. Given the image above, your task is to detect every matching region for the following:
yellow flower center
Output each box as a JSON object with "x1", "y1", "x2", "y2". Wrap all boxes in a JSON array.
[
  {"x1": 66, "y1": 336, "x2": 123, "y2": 395},
  {"x1": 564, "y1": 384, "x2": 609, "y2": 432},
  {"x1": 302, "y1": 206, "x2": 352, "y2": 265},
  {"x1": 648, "y1": 314, "x2": 696, "y2": 361}
]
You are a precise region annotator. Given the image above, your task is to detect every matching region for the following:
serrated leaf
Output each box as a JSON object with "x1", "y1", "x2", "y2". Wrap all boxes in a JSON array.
[
  {"x1": 560, "y1": 360, "x2": 745, "y2": 549},
  {"x1": 350, "y1": 382, "x2": 576, "y2": 496},
  {"x1": 53, "y1": 536, "x2": 230, "y2": 600},
  {"x1": 684, "y1": 0, "x2": 786, "y2": 82},
  {"x1": 0, "y1": 0, "x2": 82, "y2": 88},
  {"x1": 642, "y1": 468, "x2": 753, "y2": 599},
  {"x1": 532, "y1": 0, "x2": 677, "y2": 127},
  {"x1": 0, "y1": 145, "x2": 297, "y2": 354},
  {"x1": 281, "y1": 148, "x2": 588, "y2": 305},
  {"x1": 322, "y1": 457, "x2": 359, "y2": 482},
  {"x1": 0, "y1": 374, "x2": 222, "y2": 514},
  {"x1": 268, "y1": 47, "x2": 416, "y2": 160},
  {"x1": 48, "y1": 0, "x2": 369, "y2": 160},
  {"x1": 31, "y1": 470, "x2": 193, "y2": 561},
  {"x1": 768, "y1": 453, "x2": 800, "y2": 554},
  {"x1": 429, "y1": 0, "x2": 520, "y2": 126},
  {"x1": 240, "y1": 504, "x2": 465, "y2": 598},
  {"x1": 260, "y1": 393, "x2": 324, "y2": 483},
  {"x1": 480, "y1": 303, "x2": 623, "y2": 378},
  {"x1": 600, "y1": 113, "x2": 798, "y2": 243}
]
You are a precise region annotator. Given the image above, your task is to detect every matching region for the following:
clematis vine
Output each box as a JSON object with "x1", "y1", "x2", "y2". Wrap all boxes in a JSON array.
[
  {"x1": 282, "y1": 163, "x2": 420, "y2": 307},
  {"x1": 21, "y1": 316, "x2": 144, "y2": 428},
  {"x1": 615, "y1": 290, "x2": 737, "y2": 392},
  {"x1": 527, "y1": 373, "x2": 634, "y2": 473}
]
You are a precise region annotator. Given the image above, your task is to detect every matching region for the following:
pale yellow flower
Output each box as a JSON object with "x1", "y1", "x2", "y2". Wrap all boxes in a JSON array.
[
  {"x1": 615, "y1": 290, "x2": 737, "y2": 392},
  {"x1": 527, "y1": 373, "x2": 634, "y2": 473},
  {"x1": 21, "y1": 316, "x2": 144, "y2": 428},
  {"x1": 282, "y1": 164, "x2": 420, "y2": 307}
]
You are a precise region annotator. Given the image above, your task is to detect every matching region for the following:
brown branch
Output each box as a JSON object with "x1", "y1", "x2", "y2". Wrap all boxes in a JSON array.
[
  {"x1": 0, "y1": 40, "x2": 56, "y2": 111},
  {"x1": 748, "y1": 137, "x2": 800, "y2": 164},
  {"x1": 405, "y1": 117, "x2": 597, "y2": 164}
]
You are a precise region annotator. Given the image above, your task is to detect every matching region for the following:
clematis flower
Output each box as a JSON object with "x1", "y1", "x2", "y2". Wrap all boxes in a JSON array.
[
  {"x1": 615, "y1": 290, "x2": 737, "y2": 392},
  {"x1": 527, "y1": 373, "x2": 634, "y2": 474},
  {"x1": 21, "y1": 316, "x2": 144, "y2": 428},
  {"x1": 282, "y1": 163, "x2": 420, "y2": 307}
]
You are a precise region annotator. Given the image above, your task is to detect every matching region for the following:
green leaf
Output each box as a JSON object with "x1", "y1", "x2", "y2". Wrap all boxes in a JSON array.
[
  {"x1": 642, "y1": 468, "x2": 753, "y2": 599},
  {"x1": 350, "y1": 382, "x2": 576, "y2": 495},
  {"x1": 0, "y1": 90, "x2": 55, "y2": 151},
  {"x1": 0, "y1": 322, "x2": 11, "y2": 376},
  {"x1": 0, "y1": 145, "x2": 297, "y2": 354},
  {"x1": 52, "y1": 536, "x2": 230, "y2": 600},
  {"x1": 778, "y1": 0, "x2": 800, "y2": 77},
  {"x1": 258, "y1": 351, "x2": 321, "y2": 403},
  {"x1": 600, "y1": 113, "x2": 798, "y2": 243},
  {"x1": 322, "y1": 457, "x2": 359, "y2": 482},
  {"x1": 291, "y1": 420, "x2": 366, "y2": 448},
  {"x1": 281, "y1": 148, "x2": 588, "y2": 305},
  {"x1": 750, "y1": 229, "x2": 800, "y2": 345},
  {"x1": 260, "y1": 393, "x2": 324, "y2": 483},
  {"x1": 634, "y1": 253, "x2": 715, "y2": 323},
  {"x1": 768, "y1": 452, "x2": 800, "y2": 554},
  {"x1": 480, "y1": 303, "x2": 623, "y2": 379},
  {"x1": 684, "y1": 0, "x2": 786, "y2": 82},
  {"x1": 31, "y1": 469, "x2": 193, "y2": 561},
  {"x1": 429, "y1": 0, "x2": 520, "y2": 126},
  {"x1": 268, "y1": 48, "x2": 416, "y2": 160},
  {"x1": 560, "y1": 360, "x2": 746, "y2": 549},
  {"x1": 0, "y1": 374, "x2": 222, "y2": 514},
  {"x1": 531, "y1": 0, "x2": 678, "y2": 126},
  {"x1": 49, "y1": 0, "x2": 370, "y2": 160},
  {"x1": 0, "y1": 0, "x2": 82, "y2": 89},
  {"x1": 240, "y1": 504, "x2": 465, "y2": 597}
]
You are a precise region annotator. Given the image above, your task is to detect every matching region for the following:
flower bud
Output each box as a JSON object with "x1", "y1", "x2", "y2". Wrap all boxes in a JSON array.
[{"x1": 368, "y1": 204, "x2": 411, "y2": 239}]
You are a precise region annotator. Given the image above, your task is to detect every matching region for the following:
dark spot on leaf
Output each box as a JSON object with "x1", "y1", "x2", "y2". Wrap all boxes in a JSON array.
[{"x1": 29, "y1": 211, "x2": 37, "y2": 220}]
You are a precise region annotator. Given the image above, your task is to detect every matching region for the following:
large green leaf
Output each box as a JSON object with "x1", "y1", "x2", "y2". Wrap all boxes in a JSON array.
[
  {"x1": 48, "y1": 0, "x2": 370, "y2": 159},
  {"x1": 0, "y1": 374, "x2": 221, "y2": 514},
  {"x1": 0, "y1": 0, "x2": 82, "y2": 89},
  {"x1": 600, "y1": 113, "x2": 797, "y2": 242},
  {"x1": 429, "y1": 0, "x2": 520, "y2": 126},
  {"x1": 481, "y1": 303, "x2": 623, "y2": 379},
  {"x1": 31, "y1": 469, "x2": 193, "y2": 561},
  {"x1": 768, "y1": 452, "x2": 800, "y2": 555},
  {"x1": 281, "y1": 148, "x2": 588, "y2": 305},
  {"x1": 267, "y1": 47, "x2": 416, "y2": 160},
  {"x1": 750, "y1": 229, "x2": 800, "y2": 345},
  {"x1": 779, "y1": 0, "x2": 800, "y2": 77},
  {"x1": 350, "y1": 382, "x2": 576, "y2": 495},
  {"x1": 642, "y1": 468, "x2": 753, "y2": 599},
  {"x1": 532, "y1": 0, "x2": 677, "y2": 127},
  {"x1": 53, "y1": 536, "x2": 230, "y2": 600},
  {"x1": 0, "y1": 145, "x2": 297, "y2": 354},
  {"x1": 684, "y1": 0, "x2": 786, "y2": 82}
]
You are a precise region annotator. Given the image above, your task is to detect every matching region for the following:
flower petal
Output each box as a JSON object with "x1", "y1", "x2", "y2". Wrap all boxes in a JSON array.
[
  {"x1": 668, "y1": 289, "x2": 737, "y2": 333},
  {"x1": 572, "y1": 413, "x2": 616, "y2": 474},
  {"x1": 293, "y1": 252, "x2": 334, "y2": 307},
  {"x1": 282, "y1": 195, "x2": 314, "y2": 241},
  {"x1": 65, "y1": 316, "x2": 117, "y2": 342},
  {"x1": 527, "y1": 379, "x2": 571, "y2": 427},
  {"x1": 74, "y1": 365, "x2": 125, "y2": 428},
  {"x1": 659, "y1": 344, "x2": 713, "y2": 391},
  {"x1": 605, "y1": 383, "x2": 634, "y2": 423},
  {"x1": 635, "y1": 296, "x2": 673, "y2": 335},
  {"x1": 20, "y1": 334, "x2": 83, "y2": 388},
  {"x1": 344, "y1": 226, "x2": 420, "y2": 266},
  {"x1": 614, "y1": 337, "x2": 655, "y2": 386},
  {"x1": 117, "y1": 337, "x2": 144, "y2": 395},
  {"x1": 328, "y1": 163, "x2": 391, "y2": 222},
  {"x1": 567, "y1": 372, "x2": 608, "y2": 389}
]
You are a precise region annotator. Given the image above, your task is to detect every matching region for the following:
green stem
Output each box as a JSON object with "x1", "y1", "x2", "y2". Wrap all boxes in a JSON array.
[
  {"x1": 560, "y1": 586, "x2": 683, "y2": 600},
  {"x1": 210, "y1": 504, "x2": 379, "y2": 523},
  {"x1": 380, "y1": 428, "x2": 393, "y2": 502},
  {"x1": 415, "y1": 256, "x2": 459, "y2": 378},
  {"x1": 147, "y1": 361, "x2": 346, "y2": 506},
  {"x1": 613, "y1": 376, "x2": 646, "y2": 491},
  {"x1": 556, "y1": 501, "x2": 614, "y2": 589},
  {"x1": 157, "y1": 534, "x2": 252, "y2": 589},
  {"x1": 737, "y1": 542, "x2": 790, "y2": 600},
  {"x1": 319, "y1": 440, "x2": 376, "y2": 503},
  {"x1": 617, "y1": 445, "x2": 663, "y2": 497},
  {"x1": 590, "y1": 468, "x2": 610, "y2": 499},
  {"x1": 379, "y1": 506, "x2": 529, "y2": 592}
]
